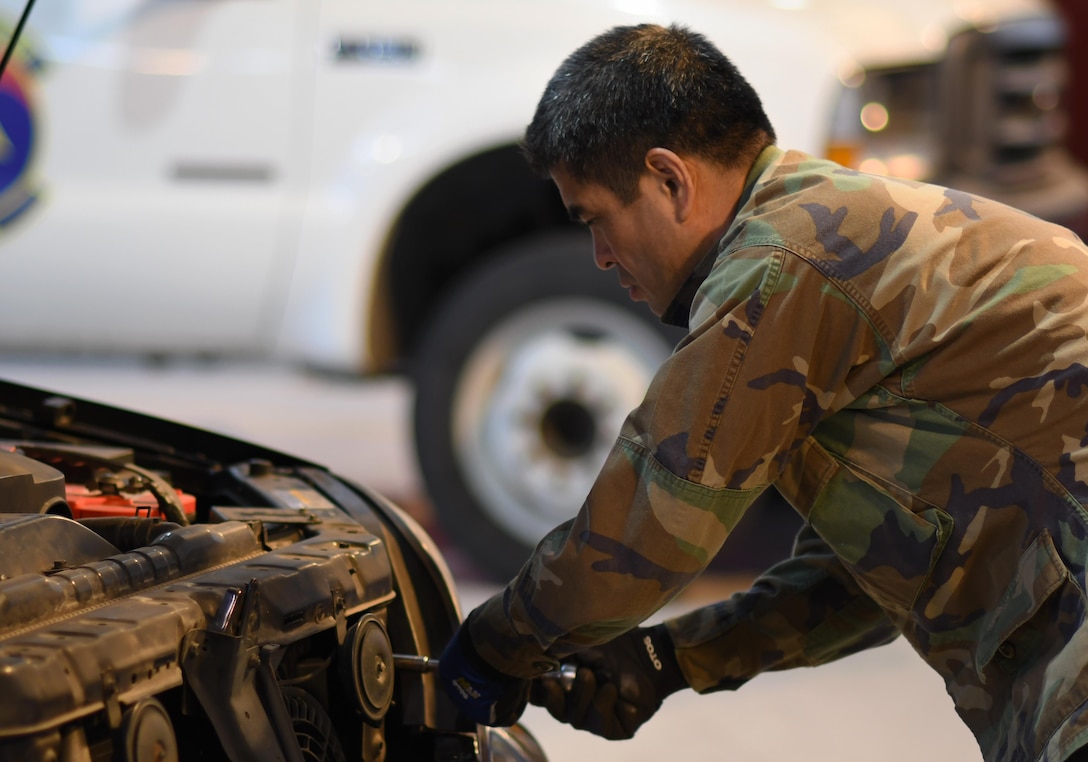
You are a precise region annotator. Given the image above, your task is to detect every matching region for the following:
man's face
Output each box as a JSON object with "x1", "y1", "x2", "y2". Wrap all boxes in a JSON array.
[{"x1": 551, "y1": 165, "x2": 694, "y2": 317}]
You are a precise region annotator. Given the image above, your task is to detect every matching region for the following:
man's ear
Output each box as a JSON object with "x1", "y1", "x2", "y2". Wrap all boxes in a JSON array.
[{"x1": 644, "y1": 147, "x2": 695, "y2": 222}]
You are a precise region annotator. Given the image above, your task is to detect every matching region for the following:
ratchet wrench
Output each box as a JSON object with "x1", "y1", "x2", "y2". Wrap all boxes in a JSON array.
[{"x1": 393, "y1": 653, "x2": 577, "y2": 690}]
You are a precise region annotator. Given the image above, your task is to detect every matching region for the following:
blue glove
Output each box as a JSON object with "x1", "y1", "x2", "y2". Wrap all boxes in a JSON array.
[{"x1": 438, "y1": 617, "x2": 530, "y2": 726}]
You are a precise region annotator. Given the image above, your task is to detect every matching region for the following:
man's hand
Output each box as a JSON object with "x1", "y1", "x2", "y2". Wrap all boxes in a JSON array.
[
  {"x1": 530, "y1": 624, "x2": 687, "y2": 740},
  {"x1": 438, "y1": 617, "x2": 530, "y2": 726}
]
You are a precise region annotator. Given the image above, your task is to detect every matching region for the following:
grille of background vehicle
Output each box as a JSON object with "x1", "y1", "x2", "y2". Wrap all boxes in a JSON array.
[{"x1": 942, "y1": 15, "x2": 1070, "y2": 187}]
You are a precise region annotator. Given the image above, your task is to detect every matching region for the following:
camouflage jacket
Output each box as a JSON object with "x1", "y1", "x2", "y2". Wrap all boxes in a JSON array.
[{"x1": 471, "y1": 146, "x2": 1088, "y2": 761}]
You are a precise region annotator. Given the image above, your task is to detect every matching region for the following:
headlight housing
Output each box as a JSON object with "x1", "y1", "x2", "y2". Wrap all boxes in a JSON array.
[{"x1": 825, "y1": 62, "x2": 941, "y2": 182}]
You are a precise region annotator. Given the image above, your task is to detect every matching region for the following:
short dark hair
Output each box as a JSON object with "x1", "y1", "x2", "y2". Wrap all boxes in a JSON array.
[{"x1": 523, "y1": 24, "x2": 776, "y2": 203}]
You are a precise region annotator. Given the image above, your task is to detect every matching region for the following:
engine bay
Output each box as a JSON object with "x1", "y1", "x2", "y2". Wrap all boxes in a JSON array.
[{"x1": 0, "y1": 382, "x2": 528, "y2": 762}]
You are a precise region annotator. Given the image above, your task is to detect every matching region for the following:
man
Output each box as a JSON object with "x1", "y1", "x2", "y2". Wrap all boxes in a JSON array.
[{"x1": 438, "y1": 23, "x2": 1088, "y2": 761}]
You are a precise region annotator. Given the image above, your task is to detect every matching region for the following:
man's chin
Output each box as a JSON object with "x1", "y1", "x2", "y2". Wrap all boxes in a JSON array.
[
  {"x1": 638, "y1": 292, "x2": 667, "y2": 317},
  {"x1": 621, "y1": 282, "x2": 661, "y2": 314}
]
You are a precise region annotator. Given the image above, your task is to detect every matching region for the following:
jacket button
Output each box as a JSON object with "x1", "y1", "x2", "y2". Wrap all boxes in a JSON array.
[{"x1": 996, "y1": 643, "x2": 1016, "y2": 660}]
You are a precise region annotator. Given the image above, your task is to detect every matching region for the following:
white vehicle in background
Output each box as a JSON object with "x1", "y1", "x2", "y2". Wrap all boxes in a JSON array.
[{"x1": 0, "y1": 0, "x2": 1082, "y2": 580}]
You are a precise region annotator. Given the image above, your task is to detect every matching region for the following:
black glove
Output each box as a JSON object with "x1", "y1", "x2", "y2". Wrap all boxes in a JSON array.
[
  {"x1": 438, "y1": 615, "x2": 530, "y2": 727},
  {"x1": 530, "y1": 624, "x2": 687, "y2": 740}
]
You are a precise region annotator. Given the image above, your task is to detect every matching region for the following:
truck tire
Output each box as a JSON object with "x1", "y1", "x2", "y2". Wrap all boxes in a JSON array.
[{"x1": 413, "y1": 232, "x2": 683, "y2": 581}]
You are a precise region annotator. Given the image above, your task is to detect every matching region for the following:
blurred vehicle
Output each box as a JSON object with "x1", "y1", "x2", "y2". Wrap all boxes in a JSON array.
[
  {"x1": 0, "y1": 377, "x2": 547, "y2": 762},
  {"x1": 0, "y1": 0, "x2": 1083, "y2": 580}
]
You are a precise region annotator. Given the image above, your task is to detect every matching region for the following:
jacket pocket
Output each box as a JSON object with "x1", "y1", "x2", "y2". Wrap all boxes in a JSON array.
[
  {"x1": 971, "y1": 531, "x2": 1088, "y2": 760},
  {"x1": 804, "y1": 450, "x2": 952, "y2": 615},
  {"x1": 976, "y1": 530, "x2": 1069, "y2": 677}
]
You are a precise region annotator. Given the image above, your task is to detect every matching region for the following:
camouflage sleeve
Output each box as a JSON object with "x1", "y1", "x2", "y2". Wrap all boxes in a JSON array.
[
  {"x1": 664, "y1": 521, "x2": 899, "y2": 693},
  {"x1": 470, "y1": 245, "x2": 895, "y2": 679}
]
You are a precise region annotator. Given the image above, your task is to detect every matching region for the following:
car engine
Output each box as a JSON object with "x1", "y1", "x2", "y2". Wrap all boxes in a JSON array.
[{"x1": 0, "y1": 380, "x2": 545, "y2": 762}]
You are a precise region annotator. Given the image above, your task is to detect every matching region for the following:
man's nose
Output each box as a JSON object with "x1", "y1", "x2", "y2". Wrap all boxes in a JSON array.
[{"x1": 592, "y1": 237, "x2": 614, "y2": 271}]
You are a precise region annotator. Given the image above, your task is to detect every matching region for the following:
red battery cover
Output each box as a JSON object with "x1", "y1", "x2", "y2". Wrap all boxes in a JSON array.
[{"x1": 65, "y1": 483, "x2": 197, "y2": 520}]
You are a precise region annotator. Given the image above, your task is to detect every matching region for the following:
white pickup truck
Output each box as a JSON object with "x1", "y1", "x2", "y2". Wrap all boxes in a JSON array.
[{"x1": 0, "y1": 0, "x2": 1083, "y2": 579}]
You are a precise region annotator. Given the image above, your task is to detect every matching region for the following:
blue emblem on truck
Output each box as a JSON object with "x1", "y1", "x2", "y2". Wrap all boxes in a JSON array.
[{"x1": 0, "y1": 44, "x2": 39, "y2": 229}]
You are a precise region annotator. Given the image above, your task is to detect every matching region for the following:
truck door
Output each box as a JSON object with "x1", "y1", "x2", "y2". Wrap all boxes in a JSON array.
[{"x1": 0, "y1": 0, "x2": 313, "y2": 355}]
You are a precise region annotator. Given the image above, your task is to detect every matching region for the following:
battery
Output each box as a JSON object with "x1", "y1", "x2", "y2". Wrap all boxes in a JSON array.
[{"x1": 65, "y1": 483, "x2": 197, "y2": 521}]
